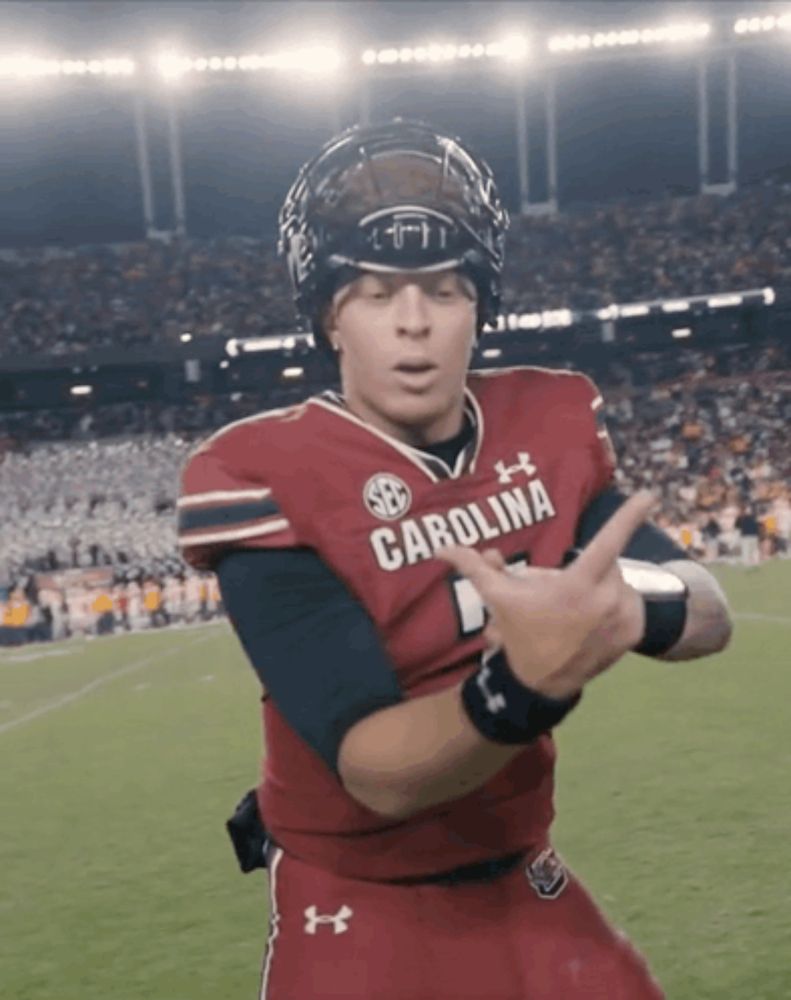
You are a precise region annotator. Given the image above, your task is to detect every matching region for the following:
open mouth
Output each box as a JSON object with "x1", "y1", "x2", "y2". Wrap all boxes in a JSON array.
[{"x1": 394, "y1": 360, "x2": 437, "y2": 374}]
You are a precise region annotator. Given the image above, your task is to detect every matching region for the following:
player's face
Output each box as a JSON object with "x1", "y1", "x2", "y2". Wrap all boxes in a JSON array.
[{"x1": 327, "y1": 269, "x2": 477, "y2": 446}]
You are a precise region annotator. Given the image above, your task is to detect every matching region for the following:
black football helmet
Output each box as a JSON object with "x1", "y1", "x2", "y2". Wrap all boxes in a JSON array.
[{"x1": 278, "y1": 119, "x2": 509, "y2": 345}]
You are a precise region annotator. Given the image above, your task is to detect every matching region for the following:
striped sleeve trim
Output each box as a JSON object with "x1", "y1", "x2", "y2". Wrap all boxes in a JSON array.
[
  {"x1": 177, "y1": 496, "x2": 283, "y2": 534},
  {"x1": 177, "y1": 488, "x2": 273, "y2": 508},
  {"x1": 179, "y1": 519, "x2": 293, "y2": 548},
  {"x1": 590, "y1": 394, "x2": 609, "y2": 431}
]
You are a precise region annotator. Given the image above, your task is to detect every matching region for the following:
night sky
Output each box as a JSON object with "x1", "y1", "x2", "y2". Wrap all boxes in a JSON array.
[{"x1": 1, "y1": 0, "x2": 789, "y2": 246}]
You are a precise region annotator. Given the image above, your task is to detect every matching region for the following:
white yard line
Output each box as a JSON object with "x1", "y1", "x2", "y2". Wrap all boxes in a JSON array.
[
  {"x1": 0, "y1": 619, "x2": 226, "y2": 667},
  {"x1": 0, "y1": 638, "x2": 88, "y2": 665},
  {"x1": 0, "y1": 646, "x2": 81, "y2": 665},
  {"x1": 0, "y1": 633, "x2": 211, "y2": 736},
  {"x1": 0, "y1": 612, "x2": 785, "y2": 737}
]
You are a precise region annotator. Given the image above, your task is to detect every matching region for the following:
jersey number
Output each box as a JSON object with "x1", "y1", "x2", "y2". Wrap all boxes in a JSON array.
[{"x1": 450, "y1": 554, "x2": 529, "y2": 637}]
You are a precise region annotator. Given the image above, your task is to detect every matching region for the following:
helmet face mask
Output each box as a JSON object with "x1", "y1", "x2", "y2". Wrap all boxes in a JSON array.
[{"x1": 278, "y1": 119, "x2": 509, "y2": 347}]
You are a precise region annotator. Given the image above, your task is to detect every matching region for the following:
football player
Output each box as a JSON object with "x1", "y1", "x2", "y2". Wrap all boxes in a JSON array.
[{"x1": 177, "y1": 120, "x2": 732, "y2": 999}]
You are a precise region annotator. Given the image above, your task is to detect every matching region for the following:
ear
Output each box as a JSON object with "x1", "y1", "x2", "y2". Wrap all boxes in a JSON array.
[{"x1": 322, "y1": 306, "x2": 340, "y2": 352}]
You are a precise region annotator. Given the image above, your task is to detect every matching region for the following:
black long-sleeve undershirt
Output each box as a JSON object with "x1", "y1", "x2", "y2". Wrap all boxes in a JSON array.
[
  {"x1": 216, "y1": 488, "x2": 690, "y2": 773},
  {"x1": 216, "y1": 547, "x2": 404, "y2": 774}
]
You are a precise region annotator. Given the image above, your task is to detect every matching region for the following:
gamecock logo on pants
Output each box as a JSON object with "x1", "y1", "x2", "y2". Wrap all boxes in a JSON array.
[{"x1": 525, "y1": 848, "x2": 568, "y2": 900}]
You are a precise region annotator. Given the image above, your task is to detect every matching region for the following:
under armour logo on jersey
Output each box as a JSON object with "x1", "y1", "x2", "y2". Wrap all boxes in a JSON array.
[
  {"x1": 494, "y1": 452, "x2": 536, "y2": 484},
  {"x1": 477, "y1": 663, "x2": 507, "y2": 714},
  {"x1": 304, "y1": 905, "x2": 353, "y2": 935}
]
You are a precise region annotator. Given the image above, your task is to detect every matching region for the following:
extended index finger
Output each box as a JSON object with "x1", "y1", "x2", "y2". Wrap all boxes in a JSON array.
[
  {"x1": 571, "y1": 491, "x2": 655, "y2": 583},
  {"x1": 435, "y1": 545, "x2": 505, "y2": 602}
]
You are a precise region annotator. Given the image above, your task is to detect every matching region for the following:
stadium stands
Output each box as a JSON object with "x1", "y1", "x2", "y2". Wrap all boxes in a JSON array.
[
  {"x1": 503, "y1": 179, "x2": 791, "y2": 312},
  {"x1": 1, "y1": 340, "x2": 788, "y2": 585},
  {"x1": 1, "y1": 181, "x2": 789, "y2": 642},
  {"x1": 1, "y1": 179, "x2": 790, "y2": 358}
]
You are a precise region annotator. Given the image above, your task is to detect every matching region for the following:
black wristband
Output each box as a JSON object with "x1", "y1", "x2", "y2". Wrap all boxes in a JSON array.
[
  {"x1": 634, "y1": 595, "x2": 688, "y2": 657},
  {"x1": 461, "y1": 650, "x2": 580, "y2": 745}
]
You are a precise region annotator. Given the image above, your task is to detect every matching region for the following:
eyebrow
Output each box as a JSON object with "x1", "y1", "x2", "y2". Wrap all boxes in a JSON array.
[{"x1": 338, "y1": 270, "x2": 474, "y2": 303}]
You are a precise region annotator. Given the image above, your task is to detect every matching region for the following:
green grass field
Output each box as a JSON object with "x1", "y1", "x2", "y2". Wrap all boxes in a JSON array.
[{"x1": 1, "y1": 562, "x2": 790, "y2": 1000}]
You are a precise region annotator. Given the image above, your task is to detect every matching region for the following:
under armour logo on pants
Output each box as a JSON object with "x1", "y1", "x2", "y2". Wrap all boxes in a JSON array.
[{"x1": 304, "y1": 905, "x2": 353, "y2": 935}]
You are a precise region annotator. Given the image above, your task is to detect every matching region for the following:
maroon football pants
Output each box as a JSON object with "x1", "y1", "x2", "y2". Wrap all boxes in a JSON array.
[{"x1": 257, "y1": 845, "x2": 664, "y2": 1000}]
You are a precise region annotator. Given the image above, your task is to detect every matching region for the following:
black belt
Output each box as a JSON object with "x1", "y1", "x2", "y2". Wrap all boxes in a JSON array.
[
  {"x1": 226, "y1": 788, "x2": 528, "y2": 887},
  {"x1": 387, "y1": 851, "x2": 525, "y2": 887}
]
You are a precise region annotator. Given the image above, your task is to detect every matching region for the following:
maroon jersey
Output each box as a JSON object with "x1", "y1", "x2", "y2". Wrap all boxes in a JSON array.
[{"x1": 178, "y1": 367, "x2": 614, "y2": 880}]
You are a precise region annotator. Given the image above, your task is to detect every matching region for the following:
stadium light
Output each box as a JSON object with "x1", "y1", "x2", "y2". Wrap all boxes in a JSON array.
[
  {"x1": 0, "y1": 54, "x2": 135, "y2": 80},
  {"x1": 618, "y1": 303, "x2": 650, "y2": 318},
  {"x1": 155, "y1": 44, "x2": 344, "y2": 81},
  {"x1": 733, "y1": 12, "x2": 791, "y2": 35},
  {"x1": 540, "y1": 308, "x2": 574, "y2": 328},
  {"x1": 361, "y1": 34, "x2": 529, "y2": 69},
  {"x1": 156, "y1": 50, "x2": 190, "y2": 82},
  {"x1": 222, "y1": 286, "x2": 770, "y2": 358},
  {"x1": 281, "y1": 366, "x2": 304, "y2": 378},
  {"x1": 179, "y1": 332, "x2": 193, "y2": 342},
  {"x1": 707, "y1": 293, "x2": 743, "y2": 308},
  {"x1": 498, "y1": 307, "x2": 574, "y2": 332},
  {"x1": 487, "y1": 35, "x2": 530, "y2": 61},
  {"x1": 225, "y1": 333, "x2": 314, "y2": 357},
  {"x1": 70, "y1": 385, "x2": 93, "y2": 396},
  {"x1": 11, "y1": 13, "x2": 791, "y2": 94},
  {"x1": 548, "y1": 21, "x2": 711, "y2": 54},
  {"x1": 671, "y1": 327, "x2": 693, "y2": 339}
]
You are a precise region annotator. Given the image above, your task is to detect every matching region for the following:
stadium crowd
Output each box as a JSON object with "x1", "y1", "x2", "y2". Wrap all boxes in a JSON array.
[
  {"x1": 1, "y1": 338, "x2": 789, "y2": 645},
  {"x1": 2, "y1": 176, "x2": 790, "y2": 644},
  {"x1": 1, "y1": 179, "x2": 790, "y2": 358},
  {"x1": 503, "y1": 178, "x2": 791, "y2": 312}
]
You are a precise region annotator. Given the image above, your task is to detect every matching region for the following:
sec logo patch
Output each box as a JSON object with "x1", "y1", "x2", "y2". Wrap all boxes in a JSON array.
[{"x1": 363, "y1": 473, "x2": 412, "y2": 521}]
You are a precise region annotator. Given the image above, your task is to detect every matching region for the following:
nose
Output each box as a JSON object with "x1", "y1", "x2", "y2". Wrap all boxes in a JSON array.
[{"x1": 394, "y1": 283, "x2": 431, "y2": 338}]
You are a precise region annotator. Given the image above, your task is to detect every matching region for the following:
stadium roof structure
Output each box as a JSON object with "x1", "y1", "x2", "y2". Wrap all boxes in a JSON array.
[{"x1": 0, "y1": 6, "x2": 788, "y2": 237}]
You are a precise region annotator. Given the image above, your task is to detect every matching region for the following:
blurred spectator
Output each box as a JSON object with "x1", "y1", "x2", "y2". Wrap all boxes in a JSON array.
[{"x1": 735, "y1": 506, "x2": 761, "y2": 569}]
